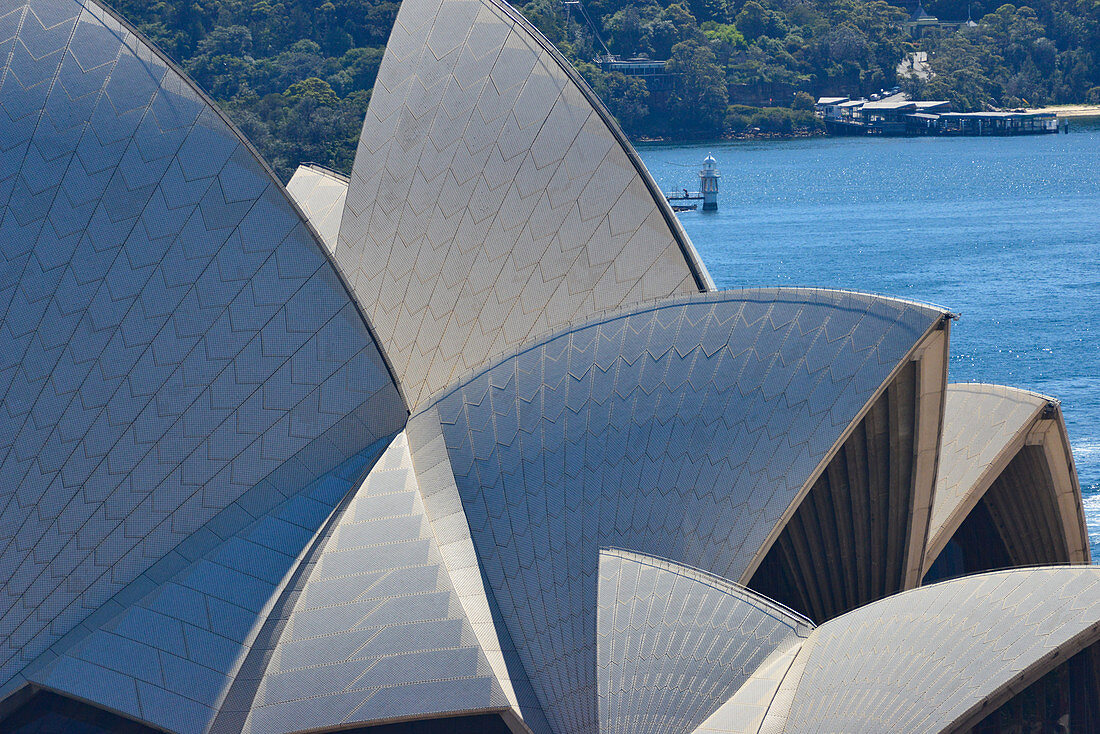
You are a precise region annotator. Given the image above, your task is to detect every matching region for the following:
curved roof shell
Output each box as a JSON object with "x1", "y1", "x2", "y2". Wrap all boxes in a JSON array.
[
  {"x1": 11, "y1": 429, "x2": 552, "y2": 734},
  {"x1": 597, "y1": 548, "x2": 811, "y2": 734},
  {"x1": 0, "y1": 0, "x2": 404, "y2": 717},
  {"x1": 229, "y1": 431, "x2": 542, "y2": 734},
  {"x1": 746, "y1": 319, "x2": 948, "y2": 622},
  {"x1": 285, "y1": 163, "x2": 349, "y2": 253},
  {"x1": 924, "y1": 384, "x2": 1090, "y2": 577},
  {"x1": 767, "y1": 566, "x2": 1100, "y2": 733},
  {"x1": 690, "y1": 641, "x2": 806, "y2": 734},
  {"x1": 0, "y1": 0, "x2": 1095, "y2": 731},
  {"x1": 413, "y1": 287, "x2": 947, "y2": 733},
  {"x1": 333, "y1": 0, "x2": 713, "y2": 411},
  {"x1": 17, "y1": 439, "x2": 391, "y2": 733}
]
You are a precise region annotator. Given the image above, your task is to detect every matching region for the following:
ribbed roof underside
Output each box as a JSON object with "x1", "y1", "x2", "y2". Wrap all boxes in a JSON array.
[
  {"x1": 1, "y1": 1, "x2": 1095, "y2": 733},
  {"x1": 419, "y1": 288, "x2": 945, "y2": 734},
  {"x1": 929, "y1": 384, "x2": 1049, "y2": 542},
  {"x1": 778, "y1": 567, "x2": 1100, "y2": 733},
  {"x1": 749, "y1": 356, "x2": 932, "y2": 623},
  {"x1": 334, "y1": 0, "x2": 711, "y2": 411},
  {"x1": 0, "y1": 0, "x2": 404, "y2": 714},
  {"x1": 924, "y1": 383, "x2": 1090, "y2": 575},
  {"x1": 597, "y1": 549, "x2": 811, "y2": 734}
]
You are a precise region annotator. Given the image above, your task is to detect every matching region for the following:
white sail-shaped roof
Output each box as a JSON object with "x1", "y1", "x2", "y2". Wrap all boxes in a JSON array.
[
  {"x1": 597, "y1": 549, "x2": 811, "y2": 734},
  {"x1": 334, "y1": 0, "x2": 713, "y2": 410},
  {"x1": 0, "y1": 0, "x2": 1095, "y2": 732},
  {"x1": 924, "y1": 383, "x2": 1089, "y2": 575},
  {"x1": 415, "y1": 288, "x2": 946, "y2": 733},
  {"x1": 0, "y1": 0, "x2": 405, "y2": 720},
  {"x1": 773, "y1": 567, "x2": 1100, "y2": 732},
  {"x1": 233, "y1": 431, "x2": 545, "y2": 734}
]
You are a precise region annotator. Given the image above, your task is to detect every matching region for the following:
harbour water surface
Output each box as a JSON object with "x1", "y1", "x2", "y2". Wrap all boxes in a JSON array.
[{"x1": 638, "y1": 119, "x2": 1100, "y2": 558}]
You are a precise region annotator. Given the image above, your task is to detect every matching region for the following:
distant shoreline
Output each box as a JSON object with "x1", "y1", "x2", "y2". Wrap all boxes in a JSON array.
[
  {"x1": 632, "y1": 105, "x2": 1100, "y2": 145},
  {"x1": 636, "y1": 129, "x2": 824, "y2": 144},
  {"x1": 1024, "y1": 104, "x2": 1100, "y2": 118}
]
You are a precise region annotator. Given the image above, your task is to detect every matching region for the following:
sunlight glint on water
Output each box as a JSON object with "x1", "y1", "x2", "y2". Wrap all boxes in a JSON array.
[{"x1": 638, "y1": 119, "x2": 1100, "y2": 560}]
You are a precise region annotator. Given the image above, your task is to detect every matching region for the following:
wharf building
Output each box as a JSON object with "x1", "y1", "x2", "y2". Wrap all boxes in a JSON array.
[
  {"x1": 816, "y1": 93, "x2": 1058, "y2": 136},
  {"x1": 0, "y1": 0, "x2": 1095, "y2": 732}
]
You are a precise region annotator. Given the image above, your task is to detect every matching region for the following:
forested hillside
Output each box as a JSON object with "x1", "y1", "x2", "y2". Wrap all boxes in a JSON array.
[
  {"x1": 906, "y1": 1, "x2": 1100, "y2": 110},
  {"x1": 107, "y1": 0, "x2": 1100, "y2": 179}
]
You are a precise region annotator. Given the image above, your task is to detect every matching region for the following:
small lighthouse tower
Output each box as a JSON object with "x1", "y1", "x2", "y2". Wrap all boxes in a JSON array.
[{"x1": 699, "y1": 154, "x2": 719, "y2": 211}]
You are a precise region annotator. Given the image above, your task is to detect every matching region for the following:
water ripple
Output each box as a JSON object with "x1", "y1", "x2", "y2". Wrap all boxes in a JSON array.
[{"x1": 641, "y1": 119, "x2": 1100, "y2": 562}]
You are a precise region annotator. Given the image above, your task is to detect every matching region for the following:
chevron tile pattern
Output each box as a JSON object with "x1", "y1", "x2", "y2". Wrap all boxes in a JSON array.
[
  {"x1": 597, "y1": 549, "x2": 811, "y2": 734},
  {"x1": 11, "y1": 440, "x2": 389, "y2": 734},
  {"x1": 334, "y1": 0, "x2": 712, "y2": 411},
  {"x1": 779, "y1": 567, "x2": 1100, "y2": 733},
  {"x1": 424, "y1": 288, "x2": 945, "y2": 734},
  {"x1": 928, "y1": 384, "x2": 1048, "y2": 542},
  {"x1": 406, "y1": 408, "x2": 555, "y2": 734},
  {"x1": 0, "y1": 0, "x2": 405, "y2": 696},
  {"x1": 1, "y1": 0, "x2": 1098, "y2": 732},
  {"x1": 286, "y1": 164, "x2": 348, "y2": 254},
  {"x1": 238, "y1": 431, "x2": 513, "y2": 734},
  {"x1": 689, "y1": 643, "x2": 804, "y2": 734}
]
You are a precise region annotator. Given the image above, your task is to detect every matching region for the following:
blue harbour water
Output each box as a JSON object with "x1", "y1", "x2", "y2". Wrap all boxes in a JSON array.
[{"x1": 638, "y1": 119, "x2": 1100, "y2": 559}]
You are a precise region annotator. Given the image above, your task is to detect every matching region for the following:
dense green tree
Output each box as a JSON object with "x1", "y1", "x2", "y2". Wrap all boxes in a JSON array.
[
  {"x1": 904, "y1": 2, "x2": 1100, "y2": 108},
  {"x1": 702, "y1": 22, "x2": 746, "y2": 64},
  {"x1": 578, "y1": 63, "x2": 652, "y2": 130},
  {"x1": 644, "y1": 3, "x2": 704, "y2": 56},
  {"x1": 606, "y1": 6, "x2": 652, "y2": 55},
  {"x1": 735, "y1": 1, "x2": 768, "y2": 39},
  {"x1": 286, "y1": 76, "x2": 341, "y2": 107},
  {"x1": 330, "y1": 46, "x2": 385, "y2": 94},
  {"x1": 791, "y1": 90, "x2": 816, "y2": 109},
  {"x1": 100, "y1": 0, "x2": 1100, "y2": 174},
  {"x1": 666, "y1": 39, "x2": 729, "y2": 134}
]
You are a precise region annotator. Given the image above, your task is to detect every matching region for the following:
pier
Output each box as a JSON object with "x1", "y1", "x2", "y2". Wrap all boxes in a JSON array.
[
  {"x1": 817, "y1": 93, "x2": 1060, "y2": 136},
  {"x1": 665, "y1": 191, "x2": 701, "y2": 211},
  {"x1": 664, "y1": 155, "x2": 720, "y2": 211}
]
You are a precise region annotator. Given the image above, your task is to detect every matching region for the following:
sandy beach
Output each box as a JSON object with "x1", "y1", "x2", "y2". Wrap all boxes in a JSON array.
[{"x1": 1025, "y1": 104, "x2": 1100, "y2": 118}]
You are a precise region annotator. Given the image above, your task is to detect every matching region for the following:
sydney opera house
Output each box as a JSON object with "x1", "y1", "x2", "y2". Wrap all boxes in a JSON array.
[{"x1": 0, "y1": 0, "x2": 1096, "y2": 731}]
